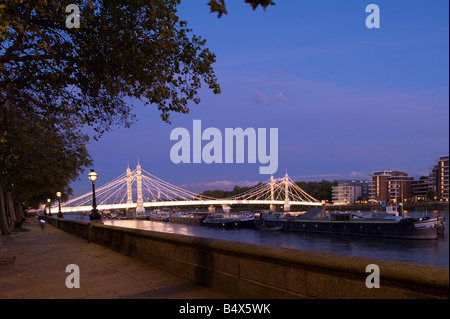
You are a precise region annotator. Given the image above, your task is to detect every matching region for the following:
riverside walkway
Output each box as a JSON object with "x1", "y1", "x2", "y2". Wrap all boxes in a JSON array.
[{"x1": 0, "y1": 217, "x2": 233, "y2": 299}]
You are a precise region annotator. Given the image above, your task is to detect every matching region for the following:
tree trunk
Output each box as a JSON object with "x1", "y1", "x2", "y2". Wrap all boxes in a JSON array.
[
  {"x1": 6, "y1": 192, "x2": 16, "y2": 222},
  {"x1": 0, "y1": 183, "x2": 11, "y2": 235},
  {"x1": 15, "y1": 202, "x2": 25, "y2": 220},
  {"x1": 14, "y1": 201, "x2": 24, "y2": 228}
]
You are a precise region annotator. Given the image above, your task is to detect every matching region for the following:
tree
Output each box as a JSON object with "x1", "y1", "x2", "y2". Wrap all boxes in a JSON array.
[
  {"x1": 201, "y1": 184, "x2": 258, "y2": 198},
  {"x1": 294, "y1": 180, "x2": 337, "y2": 202},
  {"x1": 0, "y1": 103, "x2": 92, "y2": 234},
  {"x1": 208, "y1": 0, "x2": 275, "y2": 17},
  {"x1": 0, "y1": 0, "x2": 275, "y2": 133},
  {"x1": 1, "y1": 0, "x2": 221, "y2": 137},
  {"x1": 426, "y1": 190, "x2": 436, "y2": 202},
  {"x1": 1, "y1": 0, "x2": 221, "y2": 233},
  {"x1": 0, "y1": 0, "x2": 275, "y2": 233}
]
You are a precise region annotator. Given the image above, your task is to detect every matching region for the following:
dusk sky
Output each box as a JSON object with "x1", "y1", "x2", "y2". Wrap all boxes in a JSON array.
[{"x1": 71, "y1": 0, "x2": 449, "y2": 197}]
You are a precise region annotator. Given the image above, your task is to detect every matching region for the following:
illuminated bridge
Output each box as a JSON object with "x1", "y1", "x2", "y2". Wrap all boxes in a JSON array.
[{"x1": 51, "y1": 164, "x2": 322, "y2": 214}]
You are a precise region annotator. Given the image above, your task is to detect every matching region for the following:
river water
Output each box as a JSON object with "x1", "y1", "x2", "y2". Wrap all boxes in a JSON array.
[{"x1": 67, "y1": 210, "x2": 449, "y2": 268}]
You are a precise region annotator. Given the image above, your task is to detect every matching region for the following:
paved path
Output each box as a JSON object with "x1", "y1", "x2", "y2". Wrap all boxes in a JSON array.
[{"x1": 0, "y1": 218, "x2": 234, "y2": 299}]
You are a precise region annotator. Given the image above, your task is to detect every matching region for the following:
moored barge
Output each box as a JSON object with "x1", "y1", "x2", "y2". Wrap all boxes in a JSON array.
[
  {"x1": 203, "y1": 212, "x2": 255, "y2": 228},
  {"x1": 254, "y1": 207, "x2": 445, "y2": 240},
  {"x1": 169, "y1": 212, "x2": 210, "y2": 225}
]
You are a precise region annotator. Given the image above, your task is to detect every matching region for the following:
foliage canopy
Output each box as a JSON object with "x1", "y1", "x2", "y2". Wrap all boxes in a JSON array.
[
  {"x1": 1, "y1": 0, "x2": 221, "y2": 137},
  {"x1": 0, "y1": 0, "x2": 274, "y2": 232}
]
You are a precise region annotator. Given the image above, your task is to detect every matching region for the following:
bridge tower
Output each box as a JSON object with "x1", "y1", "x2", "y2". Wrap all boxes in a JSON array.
[
  {"x1": 126, "y1": 165, "x2": 133, "y2": 204},
  {"x1": 136, "y1": 163, "x2": 145, "y2": 216},
  {"x1": 269, "y1": 175, "x2": 276, "y2": 211},
  {"x1": 284, "y1": 172, "x2": 290, "y2": 212}
]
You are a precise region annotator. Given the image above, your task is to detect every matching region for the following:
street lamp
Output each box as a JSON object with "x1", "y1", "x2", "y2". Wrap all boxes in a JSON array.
[
  {"x1": 47, "y1": 198, "x2": 51, "y2": 216},
  {"x1": 88, "y1": 169, "x2": 101, "y2": 220},
  {"x1": 56, "y1": 192, "x2": 63, "y2": 218}
]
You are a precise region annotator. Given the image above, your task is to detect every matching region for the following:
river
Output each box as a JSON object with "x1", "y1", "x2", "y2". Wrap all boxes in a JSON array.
[{"x1": 66, "y1": 210, "x2": 448, "y2": 268}]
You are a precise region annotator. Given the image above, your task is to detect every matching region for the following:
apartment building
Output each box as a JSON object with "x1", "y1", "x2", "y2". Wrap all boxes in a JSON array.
[
  {"x1": 368, "y1": 155, "x2": 448, "y2": 203},
  {"x1": 332, "y1": 180, "x2": 370, "y2": 204},
  {"x1": 369, "y1": 170, "x2": 413, "y2": 204},
  {"x1": 436, "y1": 155, "x2": 449, "y2": 202},
  {"x1": 388, "y1": 174, "x2": 414, "y2": 203},
  {"x1": 411, "y1": 176, "x2": 433, "y2": 201}
]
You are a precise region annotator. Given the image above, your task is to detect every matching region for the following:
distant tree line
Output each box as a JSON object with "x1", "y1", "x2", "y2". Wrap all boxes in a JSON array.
[
  {"x1": 201, "y1": 180, "x2": 337, "y2": 201},
  {"x1": 294, "y1": 180, "x2": 338, "y2": 202},
  {"x1": 201, "y1": 185, "x2": 261, "y2": 199}
]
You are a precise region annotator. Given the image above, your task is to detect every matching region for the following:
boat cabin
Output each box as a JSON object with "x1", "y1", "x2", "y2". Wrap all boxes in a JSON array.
[{"x1": 330, "y1": 213, "x2": 351, "y2": 221}]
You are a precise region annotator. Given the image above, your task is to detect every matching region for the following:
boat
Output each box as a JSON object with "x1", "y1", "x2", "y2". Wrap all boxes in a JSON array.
[
  {"x1": 436, "y1": 216, "x2": 446, "y2": 234},
  {"x1": 203, "y1": 212, "x2": 255, "y2": 228},
  {"x1": 148, "y1": 209, "x2": 171, "y2": 222},
  {"x1": 254, "y1": 207, "x2": 445, "y2": 240},
  {"x1": 169, "y1": 212, "x2": 210, "y2": 225},
  {"x1": 259, "y1": 225, "x2": 283, "y2": 231}
]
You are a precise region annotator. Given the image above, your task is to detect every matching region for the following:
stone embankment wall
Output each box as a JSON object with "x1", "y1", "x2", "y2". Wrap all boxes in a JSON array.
[{"x1": 46, "y1": 218, "x2": 449, "y2": 299}]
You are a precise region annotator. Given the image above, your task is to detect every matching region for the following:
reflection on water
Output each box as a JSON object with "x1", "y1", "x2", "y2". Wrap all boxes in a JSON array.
[{"x1": 79, "y1": 211, "x2": 448, "y2": 268}]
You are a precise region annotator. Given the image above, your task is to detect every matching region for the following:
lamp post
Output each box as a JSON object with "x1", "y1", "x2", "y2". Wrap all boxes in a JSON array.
[
  {"x1": 88, "y1": 169, "x2": 101, "y2": 220},
  {"x1": 47, "y1": 198, "x2": 51, "y2": 216},
  {"x1": 56, "y1": 192, "x2": 63, "y2": 218}
]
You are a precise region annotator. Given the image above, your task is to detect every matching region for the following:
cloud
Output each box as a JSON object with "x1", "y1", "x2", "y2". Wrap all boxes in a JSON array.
[
  {"x1": 347, "y1": 171, "x2": 369, "y2": 179},
  {"x1": 253, "y1": 89, "x2": 268, "y2": 104},
  {"x1": 275, "y1": 91, "x2": 289, "y2": 102},
  {"x1": 253, "y1": 89, "x2": 289, "y2": 104},
  {"x1": 290, "y1": 174, "x2": 342, "y2": 181},
  {"x1": 290, "y1": 171, "x2": 370, "y2": 182}
]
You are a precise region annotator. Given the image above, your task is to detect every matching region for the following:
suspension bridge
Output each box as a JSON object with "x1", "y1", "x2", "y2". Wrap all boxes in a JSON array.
[{"x1": 52, "y1": 164, "x2": 322, "y2": 214}]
